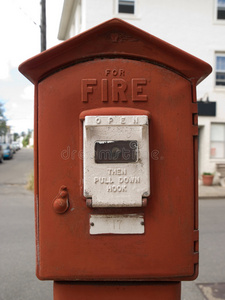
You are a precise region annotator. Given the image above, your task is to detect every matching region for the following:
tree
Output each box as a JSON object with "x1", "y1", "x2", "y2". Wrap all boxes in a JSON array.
[
  {"x1": 0, "y1": 102, "x2": 7, "y2": 138},
  {"x1": 22, "y1": 135, "x2": 30, "y2": 147},
  {"x1": 13, "y1": 133, "x2": 19, "y2": 141},
  {"x1": 22, "y1": 129, "x2": 32, "y2": 147}
]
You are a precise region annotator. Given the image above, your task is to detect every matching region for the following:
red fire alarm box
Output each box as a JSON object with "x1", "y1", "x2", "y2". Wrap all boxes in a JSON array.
[{"x1": 19, "y1": 18, "x2": 211, "y2": 282}]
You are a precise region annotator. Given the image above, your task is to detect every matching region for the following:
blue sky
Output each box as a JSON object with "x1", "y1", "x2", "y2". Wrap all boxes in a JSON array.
[{"x1": 0, "y1": 0, "x2": 63, "y2": 134}]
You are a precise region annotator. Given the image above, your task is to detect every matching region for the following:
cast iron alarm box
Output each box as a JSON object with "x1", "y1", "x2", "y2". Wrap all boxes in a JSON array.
[{"x1": 19, "y1": 18, "x2": 212, "y2": 281}]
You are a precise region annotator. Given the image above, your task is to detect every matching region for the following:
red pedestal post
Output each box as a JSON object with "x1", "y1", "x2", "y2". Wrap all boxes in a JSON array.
[{"x1": 54, "y1": 281, "x2": 181, "y2": 300}]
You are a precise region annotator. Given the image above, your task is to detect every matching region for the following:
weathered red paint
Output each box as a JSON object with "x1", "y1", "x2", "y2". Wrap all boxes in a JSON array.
[
  {"x1": 19, "y1": 18, "x2": 211, "y2": 298},
  {"x1": 19, "y1": 19, "x2": 211, "y2": 85},
  {"x1": 54, "y1": 281, "x2": 181, "y2": 300}
]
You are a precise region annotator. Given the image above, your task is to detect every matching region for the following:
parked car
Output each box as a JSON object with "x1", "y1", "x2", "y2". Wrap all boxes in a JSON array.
[
  {"x1": 0, "y1": 144, "x2": 3, "y2": 163},
  {"x1": 11, "y1": 143, "x2": 16, "y2": 153},
  {"x1": 2, "y1": 143, "x2": 13, "y2": 159},
  {"x1": 12, "y1": 141, "x2": 20, "y2": 151},
  {"x1": 11, "y1": 141, "x2": 20, "y2": 153}
]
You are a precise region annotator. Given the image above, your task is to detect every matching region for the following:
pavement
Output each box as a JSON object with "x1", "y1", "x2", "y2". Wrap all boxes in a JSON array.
[{"x1": 199, "y1": 184, "x2": 225, "y2": 199}]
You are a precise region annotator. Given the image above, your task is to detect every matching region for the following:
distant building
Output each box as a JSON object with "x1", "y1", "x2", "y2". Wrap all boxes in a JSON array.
[
  {"x1": 0, "y1": 125, "x2": 13, "y2": 144},
  {"x1": 58, "y1": 0, "x2": 225, "y2": 179}
]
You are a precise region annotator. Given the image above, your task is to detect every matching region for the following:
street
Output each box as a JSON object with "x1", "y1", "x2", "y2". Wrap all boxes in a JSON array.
[
  {"x1": 0, "y1": 148, "x2": 225, "y2": 299},
  {"x1": 182, "y1": 199, "x2": 225, "y2": 299},
  {"x1": 0, "y1": 149, "x2": 52, "y2": 300}
]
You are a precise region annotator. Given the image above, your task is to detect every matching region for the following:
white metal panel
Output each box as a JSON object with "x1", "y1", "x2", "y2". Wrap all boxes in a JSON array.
[
  {"x1": 83, "y1": 115, "x2": 150, "y2": 207},
  {"x1": 90, "y1": 214, "x2": 145, "y2": 235}
]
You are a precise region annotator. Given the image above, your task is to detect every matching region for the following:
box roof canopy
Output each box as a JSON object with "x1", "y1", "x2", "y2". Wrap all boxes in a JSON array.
[{"x1": 19, "y1": 18, "x2": 212, "y2": 85}]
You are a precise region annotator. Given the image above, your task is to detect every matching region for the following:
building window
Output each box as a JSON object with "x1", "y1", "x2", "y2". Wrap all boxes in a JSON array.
[
  {"x1": 118, "y1": 0, "x2": 135, "y2": 14},
  {"x1": 215, "y1": 54, "x2": 225, "y2": 86},
  {"x1": 217, "y1": 0, "x2": 225, "y2": 19},
  {"x1": 210, "y1": 123, "x2": 225, "y2": 158}
]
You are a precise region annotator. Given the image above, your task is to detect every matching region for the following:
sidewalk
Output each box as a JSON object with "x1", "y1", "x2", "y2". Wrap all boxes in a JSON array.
[{"x1": 199, "y1": 184, "x2": 225, "y2": 199}]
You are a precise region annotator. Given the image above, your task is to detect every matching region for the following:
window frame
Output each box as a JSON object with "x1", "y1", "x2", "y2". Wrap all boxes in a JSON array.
[
  {"x1": 210, "y1": 123, "x2": 225, "y2": 159},
  {"x1": 118, "y1": 0, "x2": 135, "y2": 14},
  {"x1": 214, "y1": 0, "x2": 225, "y2": 23},
  {"x1": 114, "y1": 0, "x2": 139, "y2": 19},
  {"x1": 215, "y1": 53, "x2": 225, "y2": 88},
  {"x1": 217, "y1": 0, "x2": 225, "y2": 20}
]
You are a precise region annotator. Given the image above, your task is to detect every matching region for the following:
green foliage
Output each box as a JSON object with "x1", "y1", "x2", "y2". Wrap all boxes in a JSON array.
[
  {"x1": 0, "y1": 102, "x2": 7, "y2": 137},
  {"x1": 22, "y1": 129, "x2": 32, "y2": 147},
  {"x1": 203, "y1": 172, "x2": 213, "y2": 176},
  {"x1": 0, "y1": 102, "x2": 5, "y2": 117},
  {"x1": 22, "y1": 135, "x2": 30, "y2": 147},
  {"x1": 13, "y1": 133, "x2": 19, "y2": 141}
]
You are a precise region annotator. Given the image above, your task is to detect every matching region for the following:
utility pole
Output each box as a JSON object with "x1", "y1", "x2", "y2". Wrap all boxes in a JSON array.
[{"x1": 40, "y1": 0, "x2": 46, "y2": 52}]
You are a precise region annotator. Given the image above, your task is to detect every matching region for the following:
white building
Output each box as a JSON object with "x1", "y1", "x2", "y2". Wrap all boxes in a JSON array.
[
  {"x1": 58, "y1": 0, "x2": 225, "y2": 180},
  {"x1": 0, "y1": 126, "x2": 13, "y2": 144}
]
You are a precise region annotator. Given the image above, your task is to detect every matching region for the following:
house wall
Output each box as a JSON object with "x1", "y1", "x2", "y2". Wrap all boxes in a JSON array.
[{"x1": 58, "y1": 0, "x2": 225, "y2": 178}]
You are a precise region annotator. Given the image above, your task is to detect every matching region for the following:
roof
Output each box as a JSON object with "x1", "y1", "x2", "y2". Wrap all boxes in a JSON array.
[{"x1": 19, "y1": 18, "x2": 212, "y2": 85}]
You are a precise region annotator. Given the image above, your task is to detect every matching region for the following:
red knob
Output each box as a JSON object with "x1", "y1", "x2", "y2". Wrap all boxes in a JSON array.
[{"x1": 53, "y1": 197, "x2": 69, "y2": 214}]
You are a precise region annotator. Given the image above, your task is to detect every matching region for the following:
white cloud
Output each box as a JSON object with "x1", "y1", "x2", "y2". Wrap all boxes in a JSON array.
[
  {"x1": 0, "y1": 0, "x2": 40, "y2": 79},
  {"x1": 0, "y1": 0, "x2": 64, "y2": 134},
  {"x1": 1, "y1": 71, "x2": 34, "y2": 134},
  {"x1": 21, "y1": 85, "x2": 34, "y2": 100},
  {"x1": 0, "y1": 62, "x2": 11, "y2": 80}
]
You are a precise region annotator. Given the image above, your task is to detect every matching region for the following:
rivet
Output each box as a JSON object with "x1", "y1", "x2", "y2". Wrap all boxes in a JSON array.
[
  {"x1": 90, "y1": 222, "x2": 94, "y2": 226},
  {"x1": 95, "y1": 117, "x2": 101, "y2": 124}
]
